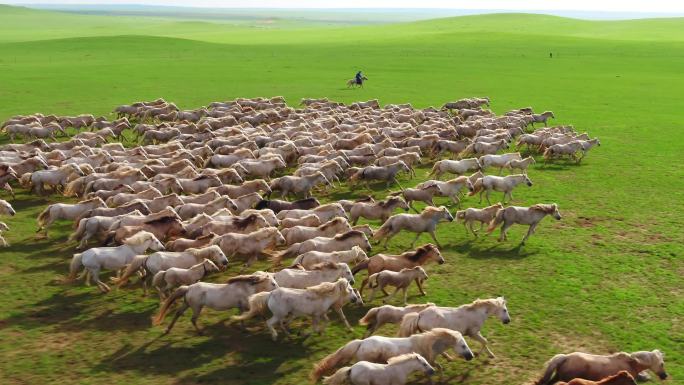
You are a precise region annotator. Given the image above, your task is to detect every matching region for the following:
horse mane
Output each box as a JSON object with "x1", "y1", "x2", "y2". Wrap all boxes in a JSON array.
[
  {"x1": 79, "y1": 197, "x2": 104, "y2": 205},
  {"x1": 254, "y1": 199, "x2": 269, "y2": 210},
  {"x1": 464, "y1": 297, "x2": 505, "y2": 311},
  {"x1": 306, "y1": 281, "x2": 339, "y2": 296},
  {"x1": 233, "y1": 214, "x2": 258, "y2": 230},
  {"x1": 196, "y1": 232, "x2": 217, "y2": 240},
  {"x1": 379, "y1": 196, "x2": 402, "y2": 208},
  {"x1": 123, "y1": 230, "x2": 155, "y2": 245},
  {"x1": 192, "y1": 174, "x2": 212, "y2": 181},
  {"x1": 386, "y1": 353, "x2": 421, "y2": 365},
  {"x1": 354, "y1": 195, "x2": 374, "y2": 203},
  {"x1": 309, "y1": 261, "x2": 339, "y2": 271},
  {"x1": 421, "y1": 206, "x2": 444, "y2": 214},
  {"x1": 530, "y1": 203, "x2": 556, "y2": 214},
  {"x1": 143, "y1": 215, "x2": 179, "y2": 225},
  {"x1": 187, "y1": 245, "x2": 221, "y2": 257},
  {"x1": 401, "y1": 244, "x2": 437, "y2": 262},
  {"x1": 320, "y1": 217, "x2": 345, "y2": 230},
  {"x1": 227, "y1": 273, "x2": 270, "y2": 285},
  {"x1": 334, "y1": 230, "x2": 363, "y2": 241}
]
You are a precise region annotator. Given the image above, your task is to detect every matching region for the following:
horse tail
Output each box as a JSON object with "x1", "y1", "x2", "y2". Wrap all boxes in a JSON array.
[
  {"x1": 322, "y1": 367, "x2": 352, "y2": 385},
  {"x1": 358, "y1": 307, "x2": 379, "y2": 326},
  {"x1": 468, "y1": 179, "x2": 483, "y2": 196},
  {"x1": 427, "y1": 162, "x2": 439, "y2": 177},
  {"x1": 66, "y1": 253, "x2": 84, "y2": 282},
  {"x1": 368, "y1": 273, "x2": 380, "y2": 288},
  {"x1": 69, "y1": 219, "x2": 87, "y2": 242},
  {"x1": 535, "y1": 354, "x2": 567, "y2": 385},
  {"x1": 543, "y1": 148, "x2": 553, "y2": 159},
  {"x1": 36, "y1": 205, "x2": 51, "y2": 230},
  {"x1": 487, "y1": 208, "x2": 505, "y2": 233},
  {"x1": 272, "y1": 245, "x2": 296, "y2": 266},
  {"x1": 372, "y1": 220, "x2": 392, "y2": 242},
  {"x1": 351, "y1": 259, "x2": 370, "y2": 275},
  {"x1": 232, "y1": 292, "x2": 271, "y2": 321},
  {"x1": 152, "y1": 285, "x2": 189, "y2": 325},
  {"x1": 397, "y1": 312, "x2": 420, "y2": 337},
  {"x1": 111, "y1": 255, "x2": 148, "y2": 287},
  {"x1": 310, "y1": 339, "x2": 363, "y2": 383},
  {"x1": 151, "y1": 270, "x2": 166, "y2": 291}
]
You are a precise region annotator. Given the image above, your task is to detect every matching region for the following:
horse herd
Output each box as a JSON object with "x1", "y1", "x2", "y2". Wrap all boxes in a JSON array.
[{"x1": 0, "y1": 96, "x2": 665, "y2": 385}]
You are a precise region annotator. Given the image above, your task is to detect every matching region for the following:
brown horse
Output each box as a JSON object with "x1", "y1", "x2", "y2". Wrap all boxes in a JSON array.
[
  {"x1": 557, "y1": 371, "x2": 637, "y2": 385},
  {"x1": 353, "y1": 244, "x2": 445, "y2": 295},
  {"x1": 103, "y1": 216, "x2": 186, "y2": 245}
]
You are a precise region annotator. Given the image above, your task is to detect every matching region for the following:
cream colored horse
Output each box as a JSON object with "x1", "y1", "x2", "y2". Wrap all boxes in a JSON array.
[
  {"x1": 349, "y1": 197, "x2": 410, "y2": 225},
  {"x1": 280, "y1": 214, "x2": 322, "y2": 229},
  {"x1": 475, "y1": 174, "x2": 533, "y2": 204},
  {"x1": 367, "y1": 266, "x2": 428, "y2": 305},
  {"x1": 36, "y1": 197, "x2": 107, "y2": 236},
  {"x1": 428, "y1": 158, "x2": 480, "y2": 179},
  {"x1": 455, "y1": 203, "x2": 503, "y2": 237},
  {"x1": 153, "y1": 272, "x2": 278, "y2": 335},
  {"x1": 281, "y1": 217, "x2": 352, "y2": 245},
  {"x1": 323, "y1": 353, "x2": 435, "y2": 385},
  {"x1": 291, "y1": 246, "x2": 368, "y2": 270},
  {"x1": 417, "y1": 176, "x2": 473, "y2": 207},
  {"x1": 274, "y1": 230, "x2": 372, "y2": 265},
  {"x1": 234, "y1": 278, "x2": 359, "y2": 340},
  {"x1": 270, "y1": 171, "x2": 332, "y2": 198},
  {"x1": 67, "y1": 231, "x2": 164, "y2": 293},
  {"x1": 152, "y1": 258, "x2": 220, "y2": 300},
  {"x1": 276, "y1": 203, "x2": 347, "y2": 223},
  {"x1": 373, "y1": 206, "x2": 453, "y2": 248},
  {"x1": 211, "y1": 227, "x2": 285, "y2": 267},
  {"x1": 272, "y1": 262, "x2": 354, "y2": 289},
  {"x1": 359, "y1": 303, "x2": 435, "y2": 338},
  {"x1": 310, "y1": 328, "x2": 473, "y2": 382},
  {"x1": 0, "y1": 199, "x2": 16, "y2": 217},
  {"x1": 536, "y1": 350, "x2": 667, "y2": 385},
  {"x1": 487, "y1": 203, "x2": 561, "y2": 244},
  {"x1": 398, "y1": 297, "x2": 511, "y2": 358}
]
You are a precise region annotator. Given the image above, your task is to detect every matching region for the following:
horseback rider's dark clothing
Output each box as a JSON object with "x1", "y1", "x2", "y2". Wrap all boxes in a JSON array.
[{"x1": 355, "y1": 71, "x2": 363, "y2": 84}]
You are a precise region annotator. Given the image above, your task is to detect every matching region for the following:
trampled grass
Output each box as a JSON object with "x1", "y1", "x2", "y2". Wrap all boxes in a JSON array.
[{"x1": 0, "y1": 6, "x2": 682, "y2": 385}]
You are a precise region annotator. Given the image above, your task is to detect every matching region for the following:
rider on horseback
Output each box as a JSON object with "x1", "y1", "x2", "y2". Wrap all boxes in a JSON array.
[{"x1": 355, "y1": 71, "x2": 364, "y2": 85}]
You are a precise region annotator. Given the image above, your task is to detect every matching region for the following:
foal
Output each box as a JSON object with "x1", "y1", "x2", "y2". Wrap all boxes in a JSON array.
[{"x1": 367, "y1": 266, "x2": 428, "y2": 305}]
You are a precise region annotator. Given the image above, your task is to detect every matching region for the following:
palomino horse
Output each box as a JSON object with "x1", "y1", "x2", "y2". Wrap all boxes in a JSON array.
[
  {"x1": 271, "y1": 262, "x2": 355, "y2": 289},
  {"x1": 398, "y1": 297, "x2": 511, "y2": 358},
  {"x1": 67, "y1": 231, "x2": 165, "y2": 293},
  {"x1": 367, "y1": 266, "x2": 428, "y2": 305},
  {"x1": 311, "y1": 328, "x2": 473, "y2": 382},
  {"x1": 359, "y1": 303, "x2": 435, "y2": 338},
  {"x1": 353, "y1": 243, "x2": 444, "y2": 296},
  {"x1": 536, "y1": 350, "x2": 667, "y2": 385},
  {"x1": 153, "y1": 272, "x2": 278, "y2": 335},
  {"x1": 323, "y1": 353, "x2": 435, "y2": 385},
  {"x1": 455, "y1": 203, "x2": 504, "y2": 237},
  {"x1": 102, "y1": 216, "x2": 186, "y2": 245},
  {"x1": 234, "y1": 278, "x2": 359, "y2": 340},
  {"x1": 280, "y1": 217, "x2": 352, "y2": 245},
  {"x1": 373, "y1": 206, "x2": 453, "y2": 248},
  {"x1": 211, "y1": 227, "x2": 285, "y2": 267},
  {"x1": 487, "y1": 203, "x2": 562, "y2": 244}
]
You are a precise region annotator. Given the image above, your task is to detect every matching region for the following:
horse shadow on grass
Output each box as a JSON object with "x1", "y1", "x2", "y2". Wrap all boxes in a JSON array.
[
  {"x1": 94, "y1": 322, "x2": 312, "y2": 383},
  {"x1": 441, "y1": 238, "x2": 538, "y2": 260}
]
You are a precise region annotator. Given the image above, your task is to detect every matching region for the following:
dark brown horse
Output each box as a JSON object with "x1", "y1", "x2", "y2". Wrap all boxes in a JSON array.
[{"x1": 103, "y1": 216, "x2": 186, "y2": 245}]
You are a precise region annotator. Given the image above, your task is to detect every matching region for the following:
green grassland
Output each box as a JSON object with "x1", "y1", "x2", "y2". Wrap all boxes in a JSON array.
[{"x1": 0, "y1": 5, "x2": 682, "y2": 385}]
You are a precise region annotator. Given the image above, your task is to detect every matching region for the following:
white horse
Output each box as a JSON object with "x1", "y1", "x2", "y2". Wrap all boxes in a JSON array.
[
  {"x1": 67, "y1": 231, "x2": 164, "y2": 293},
  {"x1": 281, "y1": 217, "x2": 352, "y2": 245},
  {"x1": 487, "y1": 203, "x2": 561, "y2": 244},
  {"x1": 428, "y1": 158, "x2": 480, "y2": 179},
  {"x1": 0, "y1": 199, "x2": 16, "y2": 216},
  {"x1": 152, "y1": 259, "x2": 220, "y2": 300},
  {"x1": 398, "y1": 297, "x2": 511, "y2": 358},
  {"x1": 475, "y1": 174, "x2": 532, "y2": 204},
  {"x1": 153, "y1": 272, "x2": 278, "y2": 334},
  {"x1": 36, "y1": 197, "x2": 107, "y2": 236},
  {"x1": 323, "y1": 353, "x2": 435, "y2": 385},
  {"x1": 291, "y1": 246, "x2": 368, "y2": 270},
  {"x1": 359, "y1": 303, "x2": 435, "y2": 338},
  {"x1": 311, "y1": 328, "x2": 474, "y2": 382},
  {"x1": 272, "y1": 262, "x2": 355, "y2": 289},
  {"x1": 373, "y1": 206, "x2": 453, "y2": 248},
  {"x1": 274, "y1": 230, "x2": 371, "y2": 265},
  {"x1": 69, "y1": 210, "x2": 144, "y2": 249},
  {"x1": 234, "y1": 278, "x2": 359, "y2": 340}
]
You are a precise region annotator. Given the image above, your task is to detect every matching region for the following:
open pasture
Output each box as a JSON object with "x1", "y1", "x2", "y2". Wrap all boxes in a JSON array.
[{"x1": 0, "y1": 6, "x2": 682, "y2": 385}]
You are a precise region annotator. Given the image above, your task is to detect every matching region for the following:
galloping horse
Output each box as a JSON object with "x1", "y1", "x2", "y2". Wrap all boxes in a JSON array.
[{"x1": 348, "y1": 76, "x2": 368, "y2": 88}]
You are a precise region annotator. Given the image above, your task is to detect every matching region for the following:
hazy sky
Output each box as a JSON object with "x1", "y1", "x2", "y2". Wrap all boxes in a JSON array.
[{"x1": 5, "y1": 0, "x2": 684, "y2": 13}]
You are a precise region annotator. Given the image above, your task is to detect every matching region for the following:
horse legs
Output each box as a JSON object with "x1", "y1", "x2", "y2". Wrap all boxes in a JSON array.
[
  {"x1": 383, "y1": 230, "x2": 399, "y2": 248},
  {"x1": 91, "y1": 268, "x2": 111, "y2": 293},
  {"x1": 427, "y1": 230, "x2": 442, "y2": 249},
  {"x1": 359, "y1": 278, "x2": 369, "y2": 296},
  {"x1": 499, "y1": 221, "x2": 513, "y2": 242},
  {"x1": 409, "y1": 232, "x2": 422, "y2": 248},
  {"x1": 164, "y1": 302, "x2": 189, "y2": 334},
  {"x1": 333, "y1": 306, "x2": 353, "y2": 330},
  {"x1": 368, "y1": 287, "x2": 379, "y2": 303},
  {"x1": 472, "y1": 331, "x2": 496, "y2": 358},
  {"x1": 485, "y1": 189, "x2": 492, "y2": 205},
  {"x1": 415, "y1": 278, "x2": 427, "y2": 296},
  {"x1": 266, "y1": 316, "x2": 280, "y2": 340},
  {"x1": 190, "y1": 305, "x2": 204, "y2": 335},
  {"x1": 521, "y1": 223, "x2": 538, "y2": 245}
]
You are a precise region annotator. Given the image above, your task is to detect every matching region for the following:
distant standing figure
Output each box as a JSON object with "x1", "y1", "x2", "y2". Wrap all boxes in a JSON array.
[{"x1": 550, "y1": 52, "x2": 553, "y2": 58}]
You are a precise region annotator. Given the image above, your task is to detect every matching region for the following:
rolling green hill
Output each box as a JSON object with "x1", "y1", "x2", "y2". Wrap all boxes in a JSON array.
[{"x1": 0, "y1": 5, "x2": 682, "y2": 385}]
